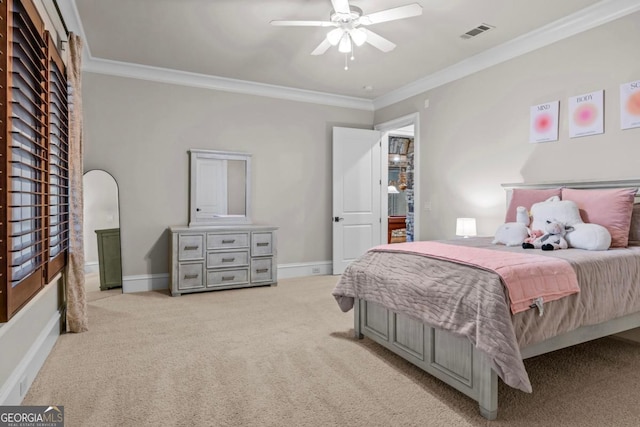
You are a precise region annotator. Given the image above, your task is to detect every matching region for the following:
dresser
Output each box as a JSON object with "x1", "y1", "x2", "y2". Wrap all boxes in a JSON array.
[{"x1": 169, "y1": 224, "x2": 277, "y2": 296}]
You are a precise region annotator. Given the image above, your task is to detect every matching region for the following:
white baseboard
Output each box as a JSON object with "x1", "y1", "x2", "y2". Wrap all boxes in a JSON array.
[
  {"x1": 122, "y1": 273, "x2": 169, "y2": 293},
  {"x1": 277, "y1": 261, "x2": 333, "y2": 279},
  {"x1": 0, "y1": 311, "x2": 61, "y2": 405},
  {"x1": 84, "y1": 262, "x2": 99, "y2": 274},
  {"x1": 121, "y1": 261, "x2": 333, "y2": 293}
]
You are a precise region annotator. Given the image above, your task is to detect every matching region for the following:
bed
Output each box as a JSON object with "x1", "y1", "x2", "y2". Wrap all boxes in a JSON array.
[{"x1": 332, "y1": 179, "x2": 640, "y2": 420}]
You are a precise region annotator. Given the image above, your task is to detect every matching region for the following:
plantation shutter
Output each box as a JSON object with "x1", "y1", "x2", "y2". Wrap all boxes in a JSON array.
[
  {"x1": 47, "y1": 35, "x2": 69, "y2": 281},
  {"x1": 1, "y1": 0, "x2": 69, "y2": 322}
]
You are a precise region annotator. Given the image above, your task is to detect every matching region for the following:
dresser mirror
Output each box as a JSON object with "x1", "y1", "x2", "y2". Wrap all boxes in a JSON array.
[
  {"x1": 189, "y1": 149, "x2": 252, "y2": 226},
  {"x1": 83, "y1": 169, "x2": 123, "y2": 292}
]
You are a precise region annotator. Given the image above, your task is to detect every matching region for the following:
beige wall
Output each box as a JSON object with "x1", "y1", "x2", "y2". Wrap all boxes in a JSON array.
[
  {"x1": 375, "y1": 11, "x2": 640, "y2": 240},
  {"x1": 82, "y1": 74, "x2": 373, "y2": 276}
]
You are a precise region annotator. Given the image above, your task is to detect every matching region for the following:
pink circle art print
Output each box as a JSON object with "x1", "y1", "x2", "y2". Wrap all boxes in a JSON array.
[
  {"x1": 534, "y1": 113, "x2": 553, "y2": 133},
  {"x1": 621, "y1": 83, "x2": 640, "y2": 130},
  {"x1": 529, "y1": 101, "x2": 559, "y2": 143},
  {"x1": 569, "y1": 90, "x2": 603, "y2": 138},
  {"x1": 573, "y1": 103, "x2": 598, "y2": 127}
]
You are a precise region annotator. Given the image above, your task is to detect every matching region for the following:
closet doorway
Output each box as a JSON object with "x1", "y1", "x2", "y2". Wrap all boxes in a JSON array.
[
  {"x1": 331, "y1": 113, "x2": 420, "y2": 274},
  {"x1": 387, "y1": 128, "x2": 413, "y2": 243},
  {"x1": 375, "y1": 113, "x2": 420, "y2": 244}
]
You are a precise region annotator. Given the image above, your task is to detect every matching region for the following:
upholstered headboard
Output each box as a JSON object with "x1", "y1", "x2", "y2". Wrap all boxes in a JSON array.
[{"x1": 502, "y1": 179, "x2": 640, "y2": 206}]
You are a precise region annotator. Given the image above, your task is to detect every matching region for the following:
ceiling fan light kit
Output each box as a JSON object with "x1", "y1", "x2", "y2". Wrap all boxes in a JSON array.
[{"x1": 270, "y1": 0, "x2": 423, "y2": 70}]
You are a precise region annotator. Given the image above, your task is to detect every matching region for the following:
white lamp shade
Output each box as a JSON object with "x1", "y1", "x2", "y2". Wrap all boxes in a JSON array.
[
  {"x1": 338, "y1": 33, "x2": 352, "y2": 53},
  {"x1": 456, "y1": 218, "x2": 477, "y2": 237},
  {"x1": 326, "y1": 28, "x2": 344, "y2": 46},
  {"x1": 388, "y1": 185, "x2": 399, "y2": 194},
  {"x1": 349, "y1": 28, "x2": 367, "y2": 46}
]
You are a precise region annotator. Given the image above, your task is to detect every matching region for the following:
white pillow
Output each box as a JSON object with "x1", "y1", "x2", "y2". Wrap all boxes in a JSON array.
[
  {"x1": 530, "y1": 198, "x2": 583, "y2": 231},
  {"x1": 492, "y1": 222, "x2": 529, "y2": 246},
  {"x1": 566, "y1": 223, "x2": 611, "y2": 251}
]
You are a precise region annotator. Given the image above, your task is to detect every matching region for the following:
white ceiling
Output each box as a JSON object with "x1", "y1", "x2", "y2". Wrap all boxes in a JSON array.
[{"x1": 64, "y1": 0, "x2": 638, "y2": 107}]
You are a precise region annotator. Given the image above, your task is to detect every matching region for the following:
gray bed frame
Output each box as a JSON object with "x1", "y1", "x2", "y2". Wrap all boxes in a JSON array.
[{"x1": 353, "y1": 179, "x2": 640, "y2": 420}]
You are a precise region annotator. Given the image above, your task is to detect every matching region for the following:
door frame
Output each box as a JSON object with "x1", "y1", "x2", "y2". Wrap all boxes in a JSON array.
[{"x1": 375, "y1": 112, "x2": 420, "y2": 242}]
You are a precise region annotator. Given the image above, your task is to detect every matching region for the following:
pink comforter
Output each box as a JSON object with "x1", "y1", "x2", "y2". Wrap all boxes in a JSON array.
[{"x1": 371, "y1": 241, "x2": 580, "y2": 314}]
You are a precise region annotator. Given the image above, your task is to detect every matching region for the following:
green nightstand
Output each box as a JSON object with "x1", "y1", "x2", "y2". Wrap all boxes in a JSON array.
[{"x1": 95, "y1": 228, "x2": 122, "y2": 290}]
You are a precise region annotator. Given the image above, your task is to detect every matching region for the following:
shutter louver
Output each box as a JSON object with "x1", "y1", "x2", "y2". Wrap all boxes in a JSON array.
[
  {"x1": 0, "y1": 0, "x2": 68, "y2": 322},
  {"x1": 47, "y1": 36, "x2": 69, "y2": 280}
]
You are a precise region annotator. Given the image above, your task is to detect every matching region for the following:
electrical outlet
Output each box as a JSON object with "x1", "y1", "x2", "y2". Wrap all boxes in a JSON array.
[{"x1": 311, "y1": 267, "x2": 321, "y2": 274}]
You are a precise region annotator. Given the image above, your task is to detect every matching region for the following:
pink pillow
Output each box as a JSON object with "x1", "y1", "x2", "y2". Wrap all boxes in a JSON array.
[
  {"x1": 505, "y1": 188, "x2": 562, "y2": 223},
  {"x1": 561, "y1": 188, "x2": 637, "y2": 247}
]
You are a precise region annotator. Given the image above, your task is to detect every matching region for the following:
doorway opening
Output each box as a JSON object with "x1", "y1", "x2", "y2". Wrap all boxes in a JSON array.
[
  {"x1": 375, "y1": 113, "x2": 420, "y2": 245},
  {"x1": 387, "y1": 127, "x2": 414, "y2": 243}
]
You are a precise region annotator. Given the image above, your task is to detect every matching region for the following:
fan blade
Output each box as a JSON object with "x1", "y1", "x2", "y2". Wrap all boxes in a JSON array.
[
  {"x1": 331, "y1": 0, "x2": 351, "y2": 15},
  {"x1": 270, "y1": 20, "x2": 335, "y2": 27},
  {"x1": 362, "y1": 29, "x2": 396, "y2": 52},
  {"x1": 360, "y1": 3, "x2": 423, "y2": 25},
  {"x1": 311, "y1": 39, "x2": 332, "y2": 55}
]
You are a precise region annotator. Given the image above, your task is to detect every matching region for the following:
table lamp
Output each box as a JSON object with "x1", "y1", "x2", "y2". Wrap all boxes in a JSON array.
[{"x1": 456, "y1": 218, "x2": 477, "y2": 238}]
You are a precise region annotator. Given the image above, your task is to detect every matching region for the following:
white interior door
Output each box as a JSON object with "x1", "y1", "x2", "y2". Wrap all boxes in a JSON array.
[{"x1": 332, "y1": 127, "x2": 382, "y2": 275}]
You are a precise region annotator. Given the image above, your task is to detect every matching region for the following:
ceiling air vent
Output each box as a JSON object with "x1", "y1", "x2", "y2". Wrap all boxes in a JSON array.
[{"x1": 460, "y1": 23, "x2": 494, "y2": 40}]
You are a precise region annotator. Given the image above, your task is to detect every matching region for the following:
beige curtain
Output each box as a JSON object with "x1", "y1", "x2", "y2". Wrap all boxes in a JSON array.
[{"x1": 65, "y1": 33, "x2": 88, "y2": 332}]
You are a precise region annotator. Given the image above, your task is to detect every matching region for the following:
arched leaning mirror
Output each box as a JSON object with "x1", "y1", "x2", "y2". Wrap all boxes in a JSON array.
[
  {"x1": 83, "y1": 170, "x2": 123, "y2": 292},
  {"x1": 189, "y1": 149, "x2": 252, "y2": 226}
]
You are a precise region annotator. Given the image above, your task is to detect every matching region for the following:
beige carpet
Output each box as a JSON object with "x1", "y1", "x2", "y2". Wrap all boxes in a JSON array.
[{"x1": 24, "y1": 275, "x2": 640, "y2": 427}]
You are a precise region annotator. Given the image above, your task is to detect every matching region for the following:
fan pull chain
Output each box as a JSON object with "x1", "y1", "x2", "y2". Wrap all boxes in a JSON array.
[{"x1": 344, "y1": 54, "x2": 348, "y2": 71}]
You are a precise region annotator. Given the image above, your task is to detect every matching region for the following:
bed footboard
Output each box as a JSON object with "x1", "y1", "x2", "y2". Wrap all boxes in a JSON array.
[{"x1": 354, "y1": 298, "x2": 498, "y2": 420}]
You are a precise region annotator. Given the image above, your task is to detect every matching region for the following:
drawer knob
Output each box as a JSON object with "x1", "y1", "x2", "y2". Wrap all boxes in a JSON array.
[
  {"x1": 184, "y1": 274, "x2": 198, "y2": 279},
  {"x1": 222, "y1": 239, "x2": 236, "y2": 244},
  {"x1": 256, "y1": 242, "x2": 269, "y2": 247},
  {"x1": 222, "y1": 257, "x2": 235, "y2": 262},
  {"x1": 184, "y1": 245, "x2": 199, "y2": 251},
  {"x1": 222, "y1": 276, "x2": 235, "y2": 281},
  {"x1": 256, "y1": 268, "x2": 269, "y2": 273}
]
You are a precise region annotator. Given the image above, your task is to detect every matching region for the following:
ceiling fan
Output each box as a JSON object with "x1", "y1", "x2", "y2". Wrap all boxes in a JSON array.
[{"x1": 270, "y1": 0, "x2": 423, "y2": 69}]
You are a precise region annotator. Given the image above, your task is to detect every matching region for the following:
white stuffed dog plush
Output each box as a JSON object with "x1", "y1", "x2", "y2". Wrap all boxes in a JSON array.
[
  {"x1": 522, "y1": 220, "x2": 572, "y2": 251},
  {"x1": 492, "y1": 206, "x2": 530, "y2": 246},
  {"x1": 529, "y1": 196, "x2": 611, "y2": 250}
]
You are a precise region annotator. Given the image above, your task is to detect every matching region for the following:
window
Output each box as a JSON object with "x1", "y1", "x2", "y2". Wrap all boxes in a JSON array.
[{"x1": 1, "y1": 0, "x2": 69, "y2": 322}]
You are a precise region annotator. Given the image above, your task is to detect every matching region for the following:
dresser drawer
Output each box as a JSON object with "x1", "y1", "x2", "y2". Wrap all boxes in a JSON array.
[
  {"x1": 177, "y1": 263, "x2": 205, "y2": 290},
  {"x1": 251, "y1": 258, "x2": 274, "y2": 283},
  {"x1": 207, "y1": 250, "x2": 249, "y2": 269},
  {"x1": 207, "y1": 268, "x2": 249, "y2": 287},
  {"x1": 207, "y1": 233, "x2": 249, "y2": 250},
  {"x1": 178, "y1": 234, "x2": 205, "y2": 261},
  {"x1": 252, "y1": 232, "x2": 273, "y2": 256}
]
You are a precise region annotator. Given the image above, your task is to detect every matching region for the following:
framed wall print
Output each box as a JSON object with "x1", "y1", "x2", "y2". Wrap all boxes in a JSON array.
[
  {"x1": 569, "y1": 90, "x2": 604, "y2": 138},
  {"x1": 529, "y1": 100, "x2": 559, "y2": 143},
  {"x1": 621, "y1": 80, "x2": 640, "y2": 130}
]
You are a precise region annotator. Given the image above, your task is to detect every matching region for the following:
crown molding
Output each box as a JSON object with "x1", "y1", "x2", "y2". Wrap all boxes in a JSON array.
[
  {"x1": 58, "y1": 0, "x2": 639, "y2": 113},
  {"x1": 83, "y1": 57, "x2": 374, "y2": 111},
  {"x1": 373, "y1": 0, "x2": 640, "y2": 110}
]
